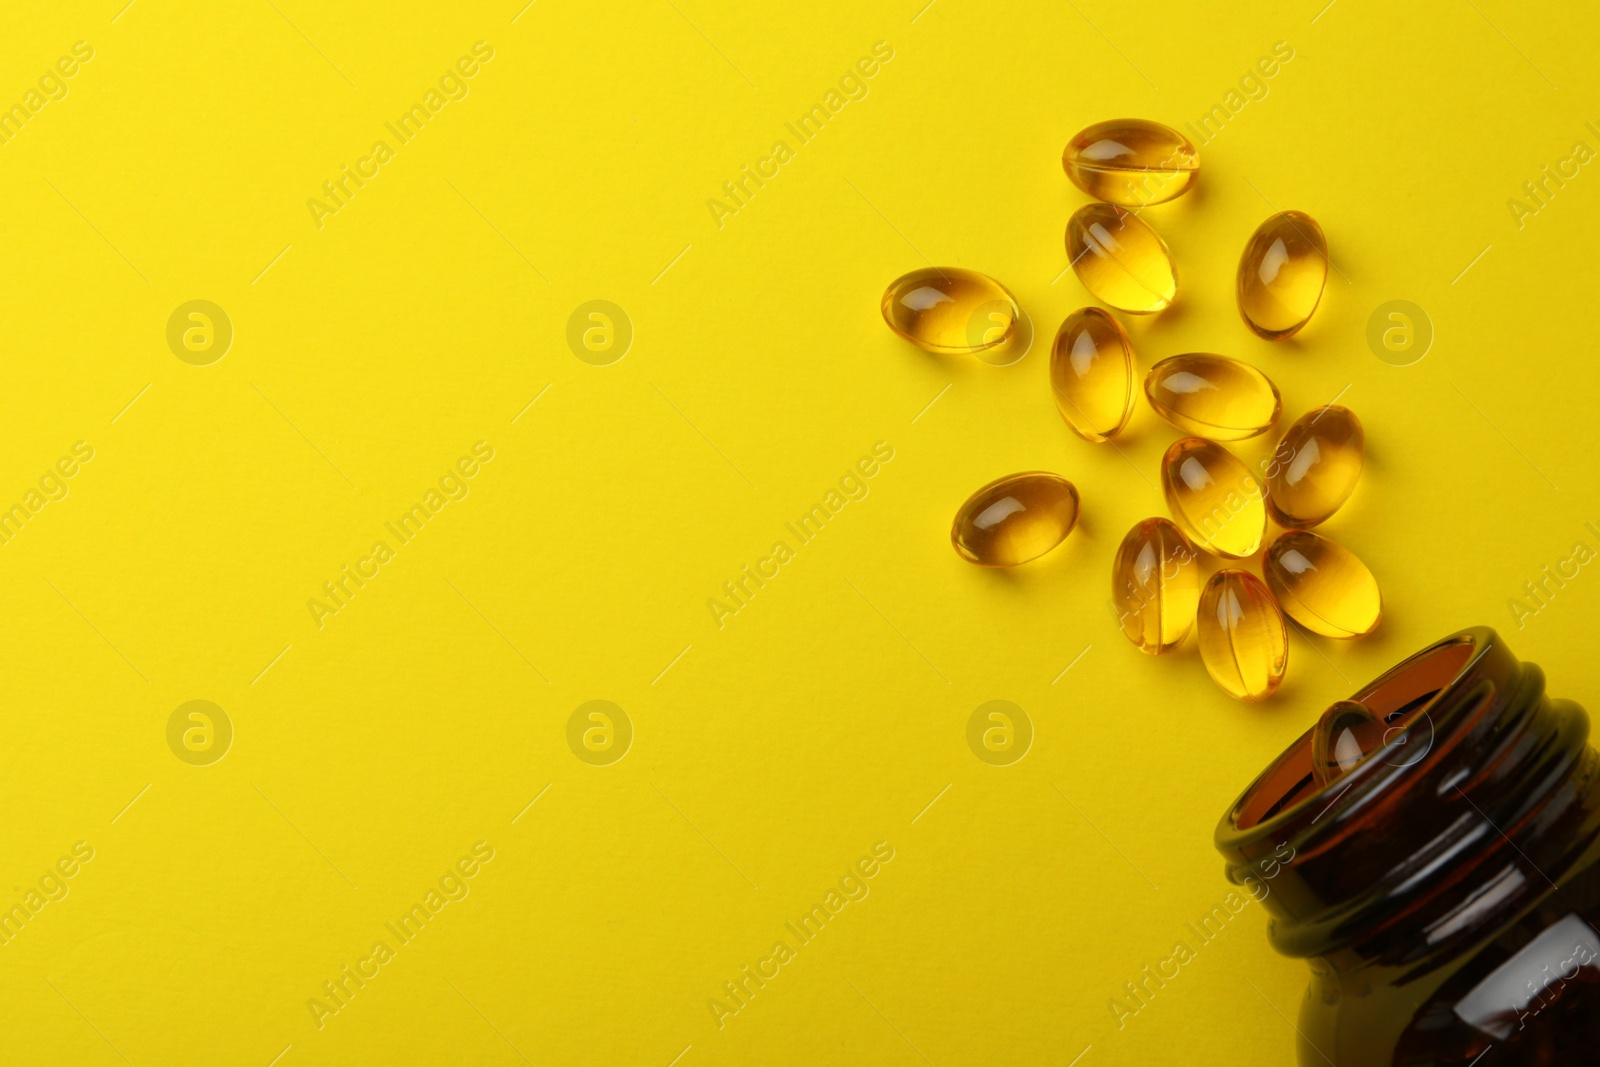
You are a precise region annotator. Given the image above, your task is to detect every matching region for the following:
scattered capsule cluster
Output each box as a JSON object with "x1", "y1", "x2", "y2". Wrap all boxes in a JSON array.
[{"x1": 880, "y1": 117, "x2": 1382, "y2": 702}]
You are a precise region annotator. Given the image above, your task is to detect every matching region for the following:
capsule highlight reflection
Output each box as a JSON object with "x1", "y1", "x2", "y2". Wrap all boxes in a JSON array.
[
  {"x1": 952, "y1": 472, "x2": 1080, "y2": 567},
  {"x1": 1062, "y1": 119, "x2": 1199, "y2": 206},
  {"x1": 1266, "y1": 405, "x2": 1365, "y2": 528},
  {"x1": 1051, "y1": 308, "x2": 1136, "y2": 442},
  {"x1": 1197, "y1": 569, "x2": 1288, "y2": 702},
  {"x1": 1066, "y1": 204, "x2": 1177, "y2": 314},
  {"x1": 1112, "y1": 517, "x2": 1200, "y2": 654},
  {"x1": 1310, "y1": 700, "x2": 1384, "y2": 787},
  {"x1": 1144, "y1": 354, "x2": 1281, "y2": 441},
  {"x1": 1237, "y1": 211, "x2": 1329, "y2": 340},
  {"x1": 881, "y1": 267, "x2": 1021, "y2": 357},
  {"x1": 1160, "y1": 437, "x2": 1267, "y2": 559},
  {"x1": 1263, "y1": 530, "x2": 1382, "y2": 638}
]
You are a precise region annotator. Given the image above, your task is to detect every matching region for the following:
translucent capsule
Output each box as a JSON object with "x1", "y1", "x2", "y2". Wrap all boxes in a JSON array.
[
  {"x1": 1112, "y1": 517, "x2": 1200, "y2": 654},
  {"x1": 1266, "y1": 405, "x2": 1365, "y2": 528},
  {"x1": 1066, "y1": 204, "x2": 1177, "y2": 314},
  {"x1": 951, "y1": 472, "x2": 1079, "y2": 567},
  {"x1": 1160, "y1": 438, "x2": 1267, "y2": 559},
  {"x1": 1051, "y1": 308, "x2": 1136, "y2": 442},
  {"x1": 1237, "y1": 211, "x2": 1329, "y2": 340},
  {"x1": 1062, "y1": 119, "x2": 1199, "y2": 207},
  {"x1": 1263, "y1": 530, "x2": 1381, "y2": 638},
  {"x1": 1310, "y1": 700, "x2": 1384, "y2": 786},
  {"x1": 1197, "y1": 569, "x2": 1288, "y2": 702},
  {"x1": 881, "y1": 267, "x2": 1021, "y2": 358},
  {"x1": 1144, "y1": 354, "x2": 1282, "y2": 442}
]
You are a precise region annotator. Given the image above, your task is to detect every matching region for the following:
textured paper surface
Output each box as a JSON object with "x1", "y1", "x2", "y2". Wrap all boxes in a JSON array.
[{"x1": 1, "y1": 1, "x2": 1596, "y2": 1064}]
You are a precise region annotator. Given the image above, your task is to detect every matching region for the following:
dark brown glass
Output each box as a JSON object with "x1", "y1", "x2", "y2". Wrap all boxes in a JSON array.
[{"x1": 1216, "y1": 628, "x2": 1600, "y2": 1065}]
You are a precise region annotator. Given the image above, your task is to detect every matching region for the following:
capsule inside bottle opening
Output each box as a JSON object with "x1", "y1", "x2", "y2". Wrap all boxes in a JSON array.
[
  {"x1": 952, "y1": 472, "x2": 1080, "y2": 567},
  {"x1": 1062, "y1": 119, "x2": 1199, "y2": 207},
  {"x1": 1263, "y1": 530, "x2": 1382, "y2": 638},
  {"x1": 881, "y1": 267, "x2": 1022, "y2": 358},
  {"x1": 1144, "y1": 354, "x2": 1281, "y2": 442},
  {"x1": 1237, "y1": 211, "x2": 1329, "y2": 340},
  {"x1": 1066, "y1": 204, "x2": 1177, "y2": 314},
  {"x1": 1051, "y1": 307, "x2": 1136, "y2": 442},
  {"x1": 1197, "y1": 569, "x2": 1288, "y2": 702},
  {"x1": 1310, "y1": 700, "x2": 1384, "y2": 786}
]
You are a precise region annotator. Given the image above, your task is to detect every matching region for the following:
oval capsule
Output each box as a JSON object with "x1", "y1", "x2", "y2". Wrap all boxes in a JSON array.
[
  {"x1": 1112, "y1": 517, "x2": 1200, "y2": 654},
  {"x1": 881, "y1": 267, "x2": 1021, "y2": 356},
  {"x1": 1266, "y1": 405, "x2": 1365, "y2": 528},
  {"x1": 1066, "y1": 204, "x2": 1177, "y2": 314},
  {"x1": 1051, "y1": 308, "x2": 1136, "y2": 442},
  {"x1": 1262, "y1": 530, "x2": 1381, "y2": 638},
  {"x1": 1144, "y1": 354, "x2": 1282, "y2": 441},
  {"x1": 1062, "y1": 119, "x2": 1199, "y2": 207},
  {"x1": 1237, "y1": 211, "x2": 1329, "y2": 340},
  {"x1": 1197, "y1": 569, "x2": 1288, "y2": 702},
  {"x1": 951, "y1": 472, "x2": 1080, "y2": 567},
  {"x1": 1160, "y1": 437, "x2": 1267, "y2": 559},
  {"x1": 1310, "y1": 700, "x2": 1385, "y2": 787}
]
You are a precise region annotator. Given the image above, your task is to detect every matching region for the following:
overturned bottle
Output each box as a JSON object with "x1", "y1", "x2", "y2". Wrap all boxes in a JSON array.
[{"x1": 1215, "y1": 628, "x2": 1600, "y2": 1064}]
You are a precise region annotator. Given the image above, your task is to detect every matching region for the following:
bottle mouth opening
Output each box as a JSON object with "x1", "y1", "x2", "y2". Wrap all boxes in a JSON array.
[{"x1": 1228, "y1": 634, "x2": 1479, "y2": 833}]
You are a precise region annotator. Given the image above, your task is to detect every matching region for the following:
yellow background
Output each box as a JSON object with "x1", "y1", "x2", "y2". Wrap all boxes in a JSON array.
[{"x1": 2, "y1": 0, "x2": 1597, "y2": 1063}]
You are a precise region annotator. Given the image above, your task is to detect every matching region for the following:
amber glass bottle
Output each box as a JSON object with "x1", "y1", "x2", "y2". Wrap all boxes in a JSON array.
[{"x1": 1215, "y1": 628, "x2": 1600, "y2": 1065}]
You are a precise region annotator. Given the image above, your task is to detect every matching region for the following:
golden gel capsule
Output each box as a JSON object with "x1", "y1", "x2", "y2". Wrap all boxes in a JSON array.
[
  {"x1": 1263, "y1": 530, "x2": 1382, "y2": 638},
  {"x1": 1144, "y1": 354, "x2": 1282, "y2": 442},
  {"x1": 1051, "y1": 308, "x2": 1136, "y2": 442},
  {"x1": 951, "y1": 472, "x2": 1079, "y2": 567},
  {"x1": 1197, "y1": 569, "x2": 1288, "y2": 702},
  {"x1": 1160, "y1": 437, "x2": 1267, "y2": 559},
  {"x1": 1065, "y1": 204, "x2": 1177, "y2": 314},
  {"x1": 1112, "y1": 517, "x2": 1199, "y2": 654},
  {"x1": 1310, "y1": 700, "x2": 1384, "y2": 787},
  {"x1": 1062, "y1": 119, "x2": 1199, "y2": 207},
  {"x1": 881, "y1": 267, "x2": 1020, "y2": 357},
  {"x1": 1265, "y1": 405, "x2": 1365, "y2": 528},
  {"x1": 1237, "y1": 211, "x2": 1329, "y2": 340}
]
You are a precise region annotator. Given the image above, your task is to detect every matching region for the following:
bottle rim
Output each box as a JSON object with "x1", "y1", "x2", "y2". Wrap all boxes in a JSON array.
[{"x1": 1216, "y1": 627, "x2": 1488, "y2": 849}]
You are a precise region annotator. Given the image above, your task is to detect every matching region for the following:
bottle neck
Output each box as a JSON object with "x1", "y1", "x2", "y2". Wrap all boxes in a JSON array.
[{"x1": 1216, "y1": 629, "x2": 1600, "y2": 970}]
